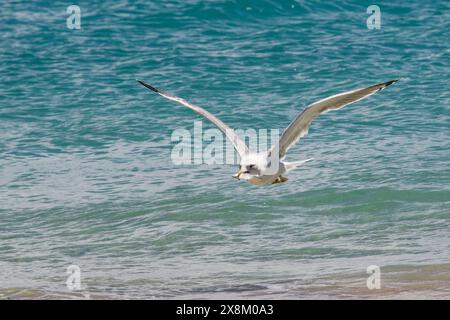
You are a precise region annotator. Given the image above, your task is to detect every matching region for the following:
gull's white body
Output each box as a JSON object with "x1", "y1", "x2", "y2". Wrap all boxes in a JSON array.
[
  {"x1": 237, "y1": 153, "x2": 286, "y2": 185},
  {"x1": 138, "y1": 79, "x2": 397, "y2": 186},
  {"x1": 243, "y1": 162, "x2": 287, "y2": 185}
]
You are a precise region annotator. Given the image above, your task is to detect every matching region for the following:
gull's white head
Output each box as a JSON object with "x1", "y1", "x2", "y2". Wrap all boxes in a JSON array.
[{"x1": 233, "y1": 153, "x2": 268, "y2": 180}]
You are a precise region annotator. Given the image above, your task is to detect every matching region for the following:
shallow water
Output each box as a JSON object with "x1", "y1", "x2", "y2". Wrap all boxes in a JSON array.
[{"x1": 0, "y1": 0, "x2": 449, "y2": 299}]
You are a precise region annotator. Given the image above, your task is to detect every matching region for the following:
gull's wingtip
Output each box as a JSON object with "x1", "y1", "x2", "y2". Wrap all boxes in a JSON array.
[
  {"x1": 386, "y1": 79, "x2": 399, "y2": 86},
  {"x1": 137, "y1": 80, "x2": 160, "y2": 93},
  {"x1": 374, "y1": 79, "x2": 399, "y2": 92},
  {"x1": 382, "y1": 79, "x2": 399, "y2": 88}
]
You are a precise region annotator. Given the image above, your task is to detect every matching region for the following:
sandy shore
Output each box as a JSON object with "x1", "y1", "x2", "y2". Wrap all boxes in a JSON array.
[{"x1": 2, "y1": 263, "x2": 448, "y2": 300}]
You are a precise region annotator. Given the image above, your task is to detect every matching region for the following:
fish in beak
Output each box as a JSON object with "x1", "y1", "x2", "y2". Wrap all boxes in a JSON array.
[{"x1": 233, "y1": 168, "x2": 247, "y2": 180}]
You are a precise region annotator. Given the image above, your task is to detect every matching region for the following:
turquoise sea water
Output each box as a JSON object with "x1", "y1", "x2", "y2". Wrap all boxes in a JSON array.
[{"x1": 0, "y1": 0, "x2": 449, "y2": 299}]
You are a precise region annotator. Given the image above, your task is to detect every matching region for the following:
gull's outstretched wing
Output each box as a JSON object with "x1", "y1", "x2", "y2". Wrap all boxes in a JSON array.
[
  {"x1": 273, "y1": 80, "x2": 398, "y2": 159},
  {"x1": 138, "y1": 80, "x2": 249, "y2": 157}
]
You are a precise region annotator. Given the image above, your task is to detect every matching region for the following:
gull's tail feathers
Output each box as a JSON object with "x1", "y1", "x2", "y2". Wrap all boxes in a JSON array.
[{"x1": 284, "y1": 158, "x2": 314, "y2": 171}]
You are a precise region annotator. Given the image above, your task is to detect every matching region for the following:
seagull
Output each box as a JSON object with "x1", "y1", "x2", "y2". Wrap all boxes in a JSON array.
[{"x1": 138, "y1": 79, "x2": 397, "y2": 185}]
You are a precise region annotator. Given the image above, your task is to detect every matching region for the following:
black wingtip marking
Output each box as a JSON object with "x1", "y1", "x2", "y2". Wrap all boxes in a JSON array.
[
  {"x1": 376, "y1": 79, "x2": 399, "y2": 92},
  {"x1": 385, "y1": 79, "x2": 399, "y2": 87},
  {"x1": 137, "y1": 80, "x2": 160, "y2": 93}
]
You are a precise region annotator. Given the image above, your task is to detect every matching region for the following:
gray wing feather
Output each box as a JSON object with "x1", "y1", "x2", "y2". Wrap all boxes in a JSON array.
[
  {"x1": 274, "y1": 80, "x2": 397, "y2": 158},
  {"x1": 138, "y1": 80, "x2": 249, "y2": 157}
]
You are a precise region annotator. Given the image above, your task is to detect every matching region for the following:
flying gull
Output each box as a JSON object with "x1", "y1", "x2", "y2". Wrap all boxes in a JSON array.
[{"x1": 138, "y1": 79, "x2": 397, "y2": 185}]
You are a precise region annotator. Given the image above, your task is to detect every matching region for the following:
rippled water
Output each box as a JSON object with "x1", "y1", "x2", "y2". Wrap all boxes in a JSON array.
[{"x1": 0, "y1": 0, "x2": 449, "y2": 299}]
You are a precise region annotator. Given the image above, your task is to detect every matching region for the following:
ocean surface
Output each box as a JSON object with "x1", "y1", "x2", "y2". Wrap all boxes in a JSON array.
[{"x1": 0, "y1": 0, "x2": 449, "y2": 299}]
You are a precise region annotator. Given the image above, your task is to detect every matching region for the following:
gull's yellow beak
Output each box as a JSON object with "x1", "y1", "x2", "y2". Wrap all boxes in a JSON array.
[{"x1": 233, "y1": 168, "x2": 246, "y2": 180}]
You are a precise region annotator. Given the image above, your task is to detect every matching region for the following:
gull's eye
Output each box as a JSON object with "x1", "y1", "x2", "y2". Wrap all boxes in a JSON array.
[{"x1": 249, "y1": 165, "x2": 255, "y2": 169}]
